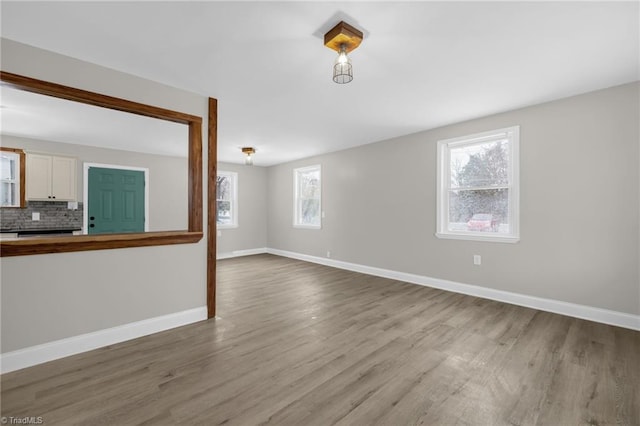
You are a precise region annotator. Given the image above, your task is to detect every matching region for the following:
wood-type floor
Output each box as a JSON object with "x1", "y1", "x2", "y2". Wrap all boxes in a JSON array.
[{"x1": 2, "y1": 254, "x2": 639, "y2": 425}]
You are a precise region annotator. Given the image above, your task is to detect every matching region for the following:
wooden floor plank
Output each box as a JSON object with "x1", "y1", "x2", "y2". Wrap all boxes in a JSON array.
[{"x1": 2, "y1": 254, "x2": 638, "y2": 425}]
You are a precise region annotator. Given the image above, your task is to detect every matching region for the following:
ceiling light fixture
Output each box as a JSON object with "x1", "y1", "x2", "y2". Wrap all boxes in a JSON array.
[
  {"x1": 241, "y1": 147, "x2": 255, "y2": 165},
  {"x1": 324, "y1": 21, "x2": 363, "y2": 84}
]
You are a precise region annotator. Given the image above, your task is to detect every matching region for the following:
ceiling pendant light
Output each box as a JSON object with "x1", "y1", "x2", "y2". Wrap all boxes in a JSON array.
[
  {"x1": 324, "y1": 21, "x2": 363, "y2": 84},
  {"x1": 241, "y1": 147, "x2": 255, "y2": 165},
  {"x1": 333, "y1": 44, "x2": 352, "y2": 84}
]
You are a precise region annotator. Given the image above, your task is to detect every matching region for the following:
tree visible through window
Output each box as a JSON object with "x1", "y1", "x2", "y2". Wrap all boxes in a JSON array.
[
  {"x1": 437, "y1": 126, "x2": 519, "y2": 242},
  {"x1": 216, "y1": 171, "x2": 237, "y2": 228},
  {"x1": 294, "y1": 165, "x2": 321, "y2": 228}
]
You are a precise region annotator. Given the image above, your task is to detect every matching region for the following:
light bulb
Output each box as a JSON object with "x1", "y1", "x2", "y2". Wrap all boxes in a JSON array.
[
  {"x1": 337, "y1": 50, "x2": 349, "y2": 65},
  {"x1": 333, "y1": 45, "x2": 353, "y2": 84}
]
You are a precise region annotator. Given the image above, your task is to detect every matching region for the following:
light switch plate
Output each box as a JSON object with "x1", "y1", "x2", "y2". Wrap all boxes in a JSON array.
[{"x1": 32, "y1": 212, "x2": 40, "y2": 221}]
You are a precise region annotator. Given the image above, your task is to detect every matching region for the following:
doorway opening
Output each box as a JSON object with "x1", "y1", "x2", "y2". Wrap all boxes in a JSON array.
[{"x1": 83, "y1": 163, "x2": 149, "y2": 234}]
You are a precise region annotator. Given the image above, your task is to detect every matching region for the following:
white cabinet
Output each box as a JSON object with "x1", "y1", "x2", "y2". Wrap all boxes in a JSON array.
[
  {"x1": 26, "y1": 154, "x2": 77, "y2": 201},
  {"x1": 50, "y1": 156, "x2": 77, "y2": 200}
]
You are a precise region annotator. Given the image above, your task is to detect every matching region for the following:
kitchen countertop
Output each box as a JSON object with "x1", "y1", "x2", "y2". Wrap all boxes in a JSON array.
[
  {"x1": 1, "y1": 228, "x2": 81, "y2": 234},
  {"x1": 0, "y1": 228, "x2": 83, "y2": 241},
  {"x1": 0, "y1": 229, "x2": 82, "y2": 241}
]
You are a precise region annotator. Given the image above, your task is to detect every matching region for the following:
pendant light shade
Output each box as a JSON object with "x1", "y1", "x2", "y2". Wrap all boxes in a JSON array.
[
  {"x1": 333, "y1": 45, "x2": 353, "y2": 84},
  {"x1": 241, "y1": 147, "x2": 255, "y2": 165}
]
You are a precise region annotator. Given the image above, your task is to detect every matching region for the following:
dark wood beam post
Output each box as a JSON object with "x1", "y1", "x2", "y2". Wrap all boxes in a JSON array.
[{"x1": 207, "y1": 97, "x2": 218, "y2": 318}]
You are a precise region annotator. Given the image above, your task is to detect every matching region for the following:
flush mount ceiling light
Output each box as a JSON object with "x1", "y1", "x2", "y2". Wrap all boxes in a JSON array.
[
  {"x1": 241, "y1": 147, "x2": 255, "y2": 165},
  {"x1": 324, "y1": 21, "x2": 363, "y2": 84}
]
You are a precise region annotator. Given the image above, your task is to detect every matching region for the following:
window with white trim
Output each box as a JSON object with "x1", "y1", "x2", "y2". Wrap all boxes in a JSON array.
[
  {"x1": 0, "y1": 149, "x2": 23, "y2": 207},
  {"x1": 436, "y1": 126, "x2": 520, "y2": 243},
  {"x1": 294, "y1": 165, "x2": 321, "y2": 228},
  {"x1": 216, "y1": 171, "x2": 238, "y2": 228}
]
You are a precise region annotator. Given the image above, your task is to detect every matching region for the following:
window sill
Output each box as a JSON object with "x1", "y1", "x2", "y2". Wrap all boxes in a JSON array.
[
  {"x1": 293, "y1": 225, "x2": 322, "y2": 230},
  {"x1": 217, "y1": 224, "x2": 238, "y2": 229},
  {"x1": 435, "y1": 232, "x2": 519, "y2": 244}
]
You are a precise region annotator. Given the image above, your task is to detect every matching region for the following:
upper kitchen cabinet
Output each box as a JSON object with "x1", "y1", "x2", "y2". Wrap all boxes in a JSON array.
[{"x1": 26, "y1": 153, "x2": 77, "y2": 201}]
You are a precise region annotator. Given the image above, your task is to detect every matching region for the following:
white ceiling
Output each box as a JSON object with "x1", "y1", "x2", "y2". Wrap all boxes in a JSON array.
[
  {"x1": 1, "y1": 86, "x2": 189, "y2": 157},
  {"x1": 1, "y1": 1, "x2": 638, "y2": 166}
]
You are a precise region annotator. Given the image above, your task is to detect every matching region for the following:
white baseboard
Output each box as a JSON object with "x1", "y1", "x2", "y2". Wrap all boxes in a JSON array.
[
  {"x1": 266, "y1": 248, "x2": 640, "y2": 331},
  {"x1": 217, "y1": 247, "x2": 267, "y2": 260},
  {"x1": 1, "y1": 306, "x2": 207, "y2": 374}
]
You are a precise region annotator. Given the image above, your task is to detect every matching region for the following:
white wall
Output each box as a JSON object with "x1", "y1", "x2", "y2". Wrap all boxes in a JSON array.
[
  {"x1": 267, "y1": 82, "x2": 640, "y2": 316},
  {"x1": 216, "y1": 162, "x2": 268, "y2": 256},
  {"x1": 2, "y1": 135, "x2": 188, "y2": 231},
  {"x1": 0, "y1": 39, "x2": 209, "y2": 353}
]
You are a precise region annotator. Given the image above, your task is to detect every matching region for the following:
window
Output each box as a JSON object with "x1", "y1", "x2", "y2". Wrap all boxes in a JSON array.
[
  {"x1": 436, "y1": 126, "x2": 519, "y2": 243},
  {"x1": 294, "y1": 165, "x2": 321, "y2": 228},
  {"x1": 216, "y1": 171, "x2": 237, "y2": 228},
  {"x1": 0, "y1": 148, "x2": 25, "y2": 208}
]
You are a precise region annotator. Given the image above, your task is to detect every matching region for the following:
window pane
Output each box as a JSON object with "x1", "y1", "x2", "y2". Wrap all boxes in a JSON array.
[
  {"x1": 0, "y1": 154, "x2": 16, "y2": 181},
  {"x1": 216, "y1": 200, "x2": 231, "y2": 225},
  {"x1": 299, "y1": 170, "x2": 320, "y2": 199},
  {"x1": 294, "y1": 165, "x2": 321, "y2": 227},
  {"x1": 450, "y1": 139, "x2": 509, "y2": 188},
  {"x1": 1, "y1": 182, "x2": 15, "y2": 206},
  {"x1": 216, "y1": 175, "x2": 230, "y2": 201},
  {"x1": 448, "y1": 188, "x2": 509, "y2": 233},
  {"x1": 300, "y1": 199, "x2": 320, "y2": 226},
  {"x1": 216, "y1": 171, "x2": 237, "y2": 227}
]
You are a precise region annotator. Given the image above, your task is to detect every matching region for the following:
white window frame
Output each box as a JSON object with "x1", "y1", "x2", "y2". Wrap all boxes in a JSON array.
[
  {"x1": 0, "y1": 150, "x2": 22, "y2": 207},
  {"x1": 436, "y1": 126, "x2": 520, "y2": 243},
  {"x1": 216, "y1": 171, "x2": 238, "y2": 229},
  {"x1": 293, "y1": 164, "x2": 322, "y2": 229}
]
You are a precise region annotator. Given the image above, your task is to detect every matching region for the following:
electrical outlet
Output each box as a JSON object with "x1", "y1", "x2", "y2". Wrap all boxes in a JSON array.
[
  {"x1": 326, "y1": 251, "x2": 331, "y2": 258},
  {"x1": 217, "y1": 230, "x2": 222, "y2": 237},
  {"x1": 32, "y1": 212, "x2": 40, "y2": 221},
  {"x1": 473, "y1": 255, "x2": 481, "y2": 265}
]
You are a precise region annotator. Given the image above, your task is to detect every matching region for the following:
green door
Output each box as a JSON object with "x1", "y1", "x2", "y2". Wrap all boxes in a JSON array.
[{"x1": 88, "y1": 167, "x2": 145, "y2": 234}]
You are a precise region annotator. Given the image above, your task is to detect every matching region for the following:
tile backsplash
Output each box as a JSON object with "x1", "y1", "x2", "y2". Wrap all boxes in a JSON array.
[{"x1": 0, "y1": 201, "x2": 83, "y2": 231}]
